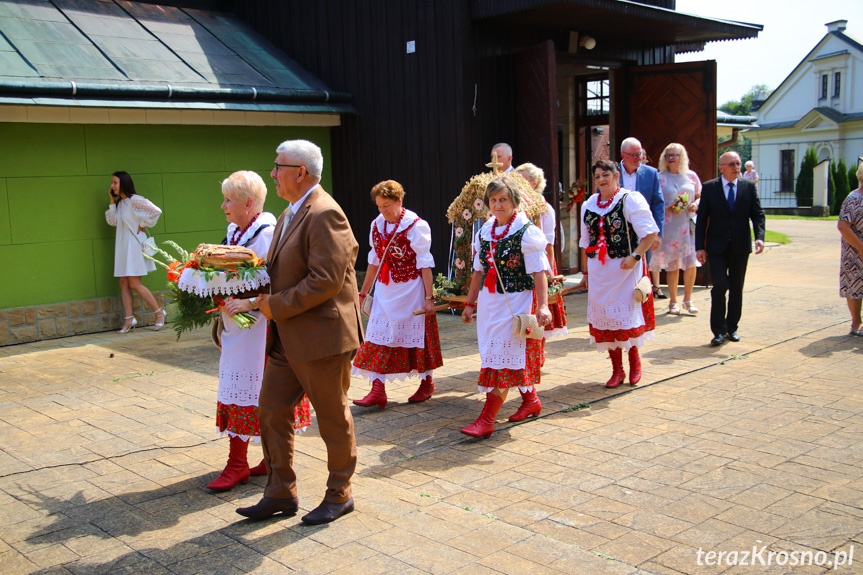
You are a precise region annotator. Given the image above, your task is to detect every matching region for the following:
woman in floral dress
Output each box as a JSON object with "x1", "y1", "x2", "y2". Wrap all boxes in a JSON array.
[
  {"x1": 353, "y1": 180, "x2": 443, "y2": 407},
  {"x1": 839, "y1": 163, "x2": 863, "y2": 336},
  {"x1": 649, "y1": 143, "x2": 702, "y2": 315},
  {"x1": 208, "y1": 171, "x2": 311, "y2": 491},
  {"x1": 580, "y1": 160, "x2": 659, "y2": 388},
  {"x1": 461, "y1": 176, "x2": 552, "y2": 438}
]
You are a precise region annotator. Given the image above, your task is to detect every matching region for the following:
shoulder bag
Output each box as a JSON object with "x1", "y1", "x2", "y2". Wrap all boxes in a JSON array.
[
  {"x1": 361, "y1": 224, "x2": 400, "y2": 317},
  {"x1": 122, "y1": 214, "x2": 157, "y2": 256},
  {"x1": 623, "y1": 194, "x2": 653, "y2": 303}
]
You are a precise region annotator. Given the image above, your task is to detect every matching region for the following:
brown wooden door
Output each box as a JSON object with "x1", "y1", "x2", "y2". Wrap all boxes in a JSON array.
[
  {"x1": 626, "y1": 60, "x2": 717, "y2": 185},
  {"x1": 625, "y1": 60, "x2": 716, "y2": 287},
  {"x1": 516, "y1": 40, "x2": 561, "y2": 268}
]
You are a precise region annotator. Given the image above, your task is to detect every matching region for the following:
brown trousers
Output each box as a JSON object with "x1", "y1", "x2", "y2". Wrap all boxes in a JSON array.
[{"x1": 259, "y1": 334, "x2": 357, "y2": 504}]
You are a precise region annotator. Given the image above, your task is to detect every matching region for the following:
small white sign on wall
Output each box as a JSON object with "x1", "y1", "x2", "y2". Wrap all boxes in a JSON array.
[{"x1": 406, "y1": 41, "x2": 416, "y2": 54}]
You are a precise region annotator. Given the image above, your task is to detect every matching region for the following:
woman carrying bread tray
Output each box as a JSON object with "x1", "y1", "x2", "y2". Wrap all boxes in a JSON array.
[
  {"x1": 203, "y1": 171, "x2": 312, "y2": 492},
  {"x1": 105, "y1": 171, "x2": 165, "y2": 333}
]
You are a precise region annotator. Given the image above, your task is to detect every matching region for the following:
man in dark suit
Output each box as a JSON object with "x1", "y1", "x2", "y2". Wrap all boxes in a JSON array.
[
  {"x1": 619, "y1": 137, "x2": 665, "y2": 297},
  {"x1": 237, "y1": 139, "x2": 364, "y2": 524},
  {"x1": 696, "y1": 151, "x2": 766, "y2": 346}
]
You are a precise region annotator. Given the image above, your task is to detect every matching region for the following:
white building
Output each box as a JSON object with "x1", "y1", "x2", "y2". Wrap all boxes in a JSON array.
[{"x1": 746, "y1": 19, "x2": 863, "y2": 207}]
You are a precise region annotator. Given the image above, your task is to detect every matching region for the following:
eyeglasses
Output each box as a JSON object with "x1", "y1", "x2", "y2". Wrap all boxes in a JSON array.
[
  {"x1": 720, "y1": 162, "x2": 742, "y2": 167},
  {"x1": 665, "y1": 154, "x2": 680, "y2": 158},
  {"x1": 622, "y1": 151, "x2": 642, "y2": 158},
  {"x1": 274, "y1": 163, "x2": 304, "y2": 171}
]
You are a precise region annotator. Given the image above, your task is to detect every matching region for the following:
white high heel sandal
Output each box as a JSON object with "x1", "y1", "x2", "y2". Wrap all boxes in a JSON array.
[
  {"x1": 118, "y1": 316, "x2": 138, "y2": 334},
  {"x1": 152, "y1": 308, "x2": 167, "y2": 331}
]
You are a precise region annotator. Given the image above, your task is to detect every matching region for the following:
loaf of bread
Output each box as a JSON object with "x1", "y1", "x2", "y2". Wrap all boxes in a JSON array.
[{"x1": 192, "y1": 244, "x2": 258, "y2": 269}]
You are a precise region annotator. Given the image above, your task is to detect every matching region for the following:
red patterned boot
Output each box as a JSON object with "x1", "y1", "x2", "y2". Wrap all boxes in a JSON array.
[
  {"x1": 353, "y1": 379, "x2": 387, "y2": 408},
  {"x1": 408, "y1": 375, "x2": 435, "y2": 403},
  {"x1": 207, "y1": 435, "x2": 250, "y2": 491},
  {"x1": 460, "y1": 393, "x2": 505, "y2": 439},
  {"x1": 508, "y1": 388, "x2": 542, "y2": 422},
  {"x1": 605, "y1": 348, "x2": 626, "y2": 388},
  {"x1": 628, "y1": 346, "x2": 642, "y2": 385}
]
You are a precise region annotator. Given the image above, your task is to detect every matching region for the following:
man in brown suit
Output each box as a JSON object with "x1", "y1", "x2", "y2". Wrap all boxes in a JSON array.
[{"x1": 236, "y1": 139, "x2": 363, "y2": 524}]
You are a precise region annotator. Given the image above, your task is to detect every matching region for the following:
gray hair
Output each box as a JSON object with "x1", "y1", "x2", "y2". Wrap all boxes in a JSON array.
[
  {"x1": 276, "y1": 139, "x2": 323, "y2": 179},
  {"x1": 515, "y1": 162, "x2": 546, "y2": 193},
  {"x1": 483, "y1": 176, "x2": 522, "y2": 210},
  {"x1": 222, "y1": 171, "x2": 267, "y2": 212},
  {"x1": 745, "y1": 161, "x2": 755, "y2": 169},
  {"x1": 620, "y1": 137, "x2": 642, "y2": 153},
  {"x1": 491, "y1": 143, "x2": 513, "y2": 157}
]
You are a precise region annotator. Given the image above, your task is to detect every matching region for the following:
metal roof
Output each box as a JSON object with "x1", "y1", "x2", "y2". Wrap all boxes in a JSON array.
[
  {"x1": 471, "y1": 0, "x2": 763, "y2": 48},
  {"x1": 0, "y1": 0, "x2": 352, "y2": 113}
]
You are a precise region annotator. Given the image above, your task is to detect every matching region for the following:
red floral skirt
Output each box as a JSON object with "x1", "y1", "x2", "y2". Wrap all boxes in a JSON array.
[
  {"x1": 589, "y1": 293, "x2": 655, "y2": 344},
  {"x1": 546, "y1": 293, "x2": 568, "y2": 332},
  {"x1": 216, "y1": 396, "x2": 312, "y2": 437},
  {"x1": 478, "y1": 338, "x2": 542, "y2": 389},
  {"x1": 353, "y1": 313, "x2": 443, "y2": 380}
]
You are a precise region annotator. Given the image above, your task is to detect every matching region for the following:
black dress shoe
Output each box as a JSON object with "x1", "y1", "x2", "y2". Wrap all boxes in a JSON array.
[
  {"x1": 726, "y1": 331, "x2": 741, "y2": 342},
  {"x1": 301, "y1": 498, "x2": 355, "y2": 525},
  {"x1": 653, "y1": 287, "x2": 668, "y2": 300},
  {"x1": 236, "y1": 496, "x2": 299, "y2": 519},
  {"x1": 710, "y1": 334, "x2": 726, "y2": 346}
]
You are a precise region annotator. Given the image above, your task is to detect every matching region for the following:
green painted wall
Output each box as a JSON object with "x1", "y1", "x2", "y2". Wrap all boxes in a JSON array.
[{"x1": 0, "y1": 122, "x2": 332, "y2": 309}]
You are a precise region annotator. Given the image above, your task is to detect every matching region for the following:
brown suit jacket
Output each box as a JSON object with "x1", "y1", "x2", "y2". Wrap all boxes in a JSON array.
[{"x1": 266, "y1": 186, "x2": 364, "y2": 362}]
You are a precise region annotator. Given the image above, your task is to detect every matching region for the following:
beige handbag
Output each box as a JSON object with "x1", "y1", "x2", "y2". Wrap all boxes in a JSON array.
[
  {"x1": 361, "y1": 227, "x2": 399, "y2": 318},
  {"x1": 488, "y1": 243, "x2": 544, "y2": 340},
  {"x1": 623, "y1": 194, "x2": 653, "y2": 303}
]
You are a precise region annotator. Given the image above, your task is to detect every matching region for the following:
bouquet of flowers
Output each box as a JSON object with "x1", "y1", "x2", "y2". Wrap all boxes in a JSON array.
[
  {"x1": 144, "y1": 241, "x2": 269, "y2": 339},
  {"x1": 566, "y1": 179, "x2": 588, "y2": 213},
  {"x1": 670, "y1": 192, "x2": 690, "y2": 214}
]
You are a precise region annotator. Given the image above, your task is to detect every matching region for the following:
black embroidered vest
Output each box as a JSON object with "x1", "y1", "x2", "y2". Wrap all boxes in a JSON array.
[
  {"x1": 584, "y1": 198, "x2": 639, "y2": 260},
  {"x1": 479, "y1": 224, "x2": 534, "y2": 293}
]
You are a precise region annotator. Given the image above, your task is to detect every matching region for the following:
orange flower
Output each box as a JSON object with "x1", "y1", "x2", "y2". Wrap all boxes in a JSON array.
[{"x1": 167, "y1": 260, "x2": 186, "y2": 283}]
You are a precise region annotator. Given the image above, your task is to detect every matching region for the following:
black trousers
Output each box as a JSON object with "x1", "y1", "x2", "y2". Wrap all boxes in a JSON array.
[{"x1": 707, "y1": 250, "x2": 749, "y2": 336}]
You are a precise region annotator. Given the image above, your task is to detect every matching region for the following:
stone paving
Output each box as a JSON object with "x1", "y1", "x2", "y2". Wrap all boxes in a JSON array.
[{"x1": 1, "y1": 220, "x2": 861, "y2": 574}]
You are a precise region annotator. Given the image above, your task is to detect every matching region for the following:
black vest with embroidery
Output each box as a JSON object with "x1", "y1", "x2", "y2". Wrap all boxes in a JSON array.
[
  {"x1": 584, "y1": 198, "x2": 639, "y2": 260},
  {"x1": 480, "y1": 224, "x2": 534, "y2": 294}
]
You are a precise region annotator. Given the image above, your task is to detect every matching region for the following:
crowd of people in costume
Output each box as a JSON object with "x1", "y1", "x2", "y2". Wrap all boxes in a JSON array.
[{"x1": 105, "y1": 137, "x2": 776, "y2": 525}]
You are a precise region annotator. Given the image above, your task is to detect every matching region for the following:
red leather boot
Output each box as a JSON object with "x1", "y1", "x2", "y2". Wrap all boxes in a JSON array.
[
  {"x1": 408, "y1": 375, "x2": 435, "y2": 403},
  {"x1": 461, "y1": 393, "x2": 505, "y2": 439},
  {"x1": 249, "y1": 459, "x2": 267, "y2": 476},
  {"x1": 353, "y1": 379, "x2": 387, "y2": 408},
  {"x1": 207, "y1": 435, "x2": 250, "y2": 490},
  {"x1": 628, "y1": 346, "x2": 642, "y2": 384},
  {"x1": 605, "y1": 348, "x2": 626, "y2": 388},
  {"x1": 508, "y1": 388, "x2": 542, "y2": 422}
]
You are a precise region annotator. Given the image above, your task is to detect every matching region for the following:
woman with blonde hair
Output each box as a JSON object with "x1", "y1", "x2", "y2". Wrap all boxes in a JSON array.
[{"x1": 650, "y1": 143, "x2": 702, "y2": 314}]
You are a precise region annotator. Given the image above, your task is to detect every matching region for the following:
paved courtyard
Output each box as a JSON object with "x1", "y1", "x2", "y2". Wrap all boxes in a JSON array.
[{"x1": 1, "y1": 219, "x2": 861, "y2": 574}]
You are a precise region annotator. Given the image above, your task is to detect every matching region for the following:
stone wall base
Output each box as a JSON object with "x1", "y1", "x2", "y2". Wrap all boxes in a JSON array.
[
  {"x1": 764, "y1": 206, "x2": 831, "y2": 217},
  {"x1": 1, "y1": 291, "x2": 173, "y2": 346}
]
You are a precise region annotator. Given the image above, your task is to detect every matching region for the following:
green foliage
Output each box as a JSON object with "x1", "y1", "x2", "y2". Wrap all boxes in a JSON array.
[
  {"x1": 795, "y1": 147, "x2": 818, "y2": 207},
  {"x1": 717, "y1": 134, "x2": 752, "y2": 164},
  {"x1": 718, "y1": 84, "x2": 771, "y2": 116},
  {"x1": 828, "y1": 162, "x2": 836, "y2": 215},
  {"x1": 433, "y1": 273, "x2": 460, "y2": 303},
  {"x1": 170, "y1": 286, "x2": 216, "y2": 340},
  {"x1": 832, "y1": 160, "x2": 850, "y2": 216}
]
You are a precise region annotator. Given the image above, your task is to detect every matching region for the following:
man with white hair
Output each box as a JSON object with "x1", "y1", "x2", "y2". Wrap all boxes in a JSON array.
[
  {"x1": 491, "y1": 143, "x2": 514, "y2": 173},
  {"x1": 620, "y1": 137, "x2": 665, "y2": 296},
  {"x1": 237, "y1": 139, "x2": 363, "y2": 525}
]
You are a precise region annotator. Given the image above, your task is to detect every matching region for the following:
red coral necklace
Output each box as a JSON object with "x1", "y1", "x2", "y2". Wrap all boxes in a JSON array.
[
  {"x1": 230, "y1": 213, "x2": 261, "y2": 245},
  {"x1": 382, "y1": 208, "x2": 406, "y2": 240},
  {"x1": 596, "y1": 188, "x2": 621, "y2": 209},
  {"x1": 491, "y1": 211, "x2": 517, "y2": 241}
]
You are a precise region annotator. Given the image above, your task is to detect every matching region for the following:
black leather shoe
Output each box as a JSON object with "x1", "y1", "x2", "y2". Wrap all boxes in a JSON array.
[
  {"x1": 726, "y1": 331, "x2": 741, "y2": 342},
  {"x1": 710, "y1": 334, "x2": 726, "y2": 346},
  {"x1": 301, "y1": 498, "x2": 355, "y2": 525},
  {"x1": 236, "y1": 497, "x2": 299, "y2": 519}
]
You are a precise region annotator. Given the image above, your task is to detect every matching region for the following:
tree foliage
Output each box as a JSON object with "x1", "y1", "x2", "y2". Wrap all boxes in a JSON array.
[
  {"x1": 718, "y1": 84, "x2": 771, "y2": 116},
  {"x1": 795, "y1": 147, "x2": 818, "y2": 207}
]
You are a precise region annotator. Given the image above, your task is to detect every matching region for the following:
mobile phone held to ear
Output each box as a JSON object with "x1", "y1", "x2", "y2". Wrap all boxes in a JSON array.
[{"x1": 110, "y1": 188, "x2": 118, "y2": 199}]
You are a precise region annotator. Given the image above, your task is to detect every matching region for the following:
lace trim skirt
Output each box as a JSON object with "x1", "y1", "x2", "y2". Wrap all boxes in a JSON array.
[
  {"x1": 216, "y1": 397, "x2": 312, "y2": 440},
  {"x1": 352, "y1": 313, "x2": 443, "y2": 383},
  {"x1": 477, "y1": 337, "x2": 542, "y2": 392}
]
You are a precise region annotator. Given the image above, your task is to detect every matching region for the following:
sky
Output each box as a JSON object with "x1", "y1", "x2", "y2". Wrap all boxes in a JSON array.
[{"x1": 675, "y1": 0, "x2": 862, "y2": 107}]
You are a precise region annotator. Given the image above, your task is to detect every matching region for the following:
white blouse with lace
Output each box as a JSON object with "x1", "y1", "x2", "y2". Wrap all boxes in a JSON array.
[{"x1": 105, "y1": 195, "x2": 162, "y2": 277}]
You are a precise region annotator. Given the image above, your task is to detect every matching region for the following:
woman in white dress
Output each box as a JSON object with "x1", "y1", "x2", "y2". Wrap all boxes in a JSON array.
[
  {"x1": 649, "y1": 144, "x2": 702, "y2": 315},
  {"x1": 104, "y1": 171, "x2": 164, "y2": 333},
  {"x1": 209, "y1": 171, "x2": 312, "y2": 490},
  {"x1": 580, "y1": 160, "x2": 659, "y2": 388},
  {"x1": 353, "y1": 180, "x2": 443, "y2": 407},
  {"x1": 460, "y1": 176, "x2": 552, "y2": 438}
]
